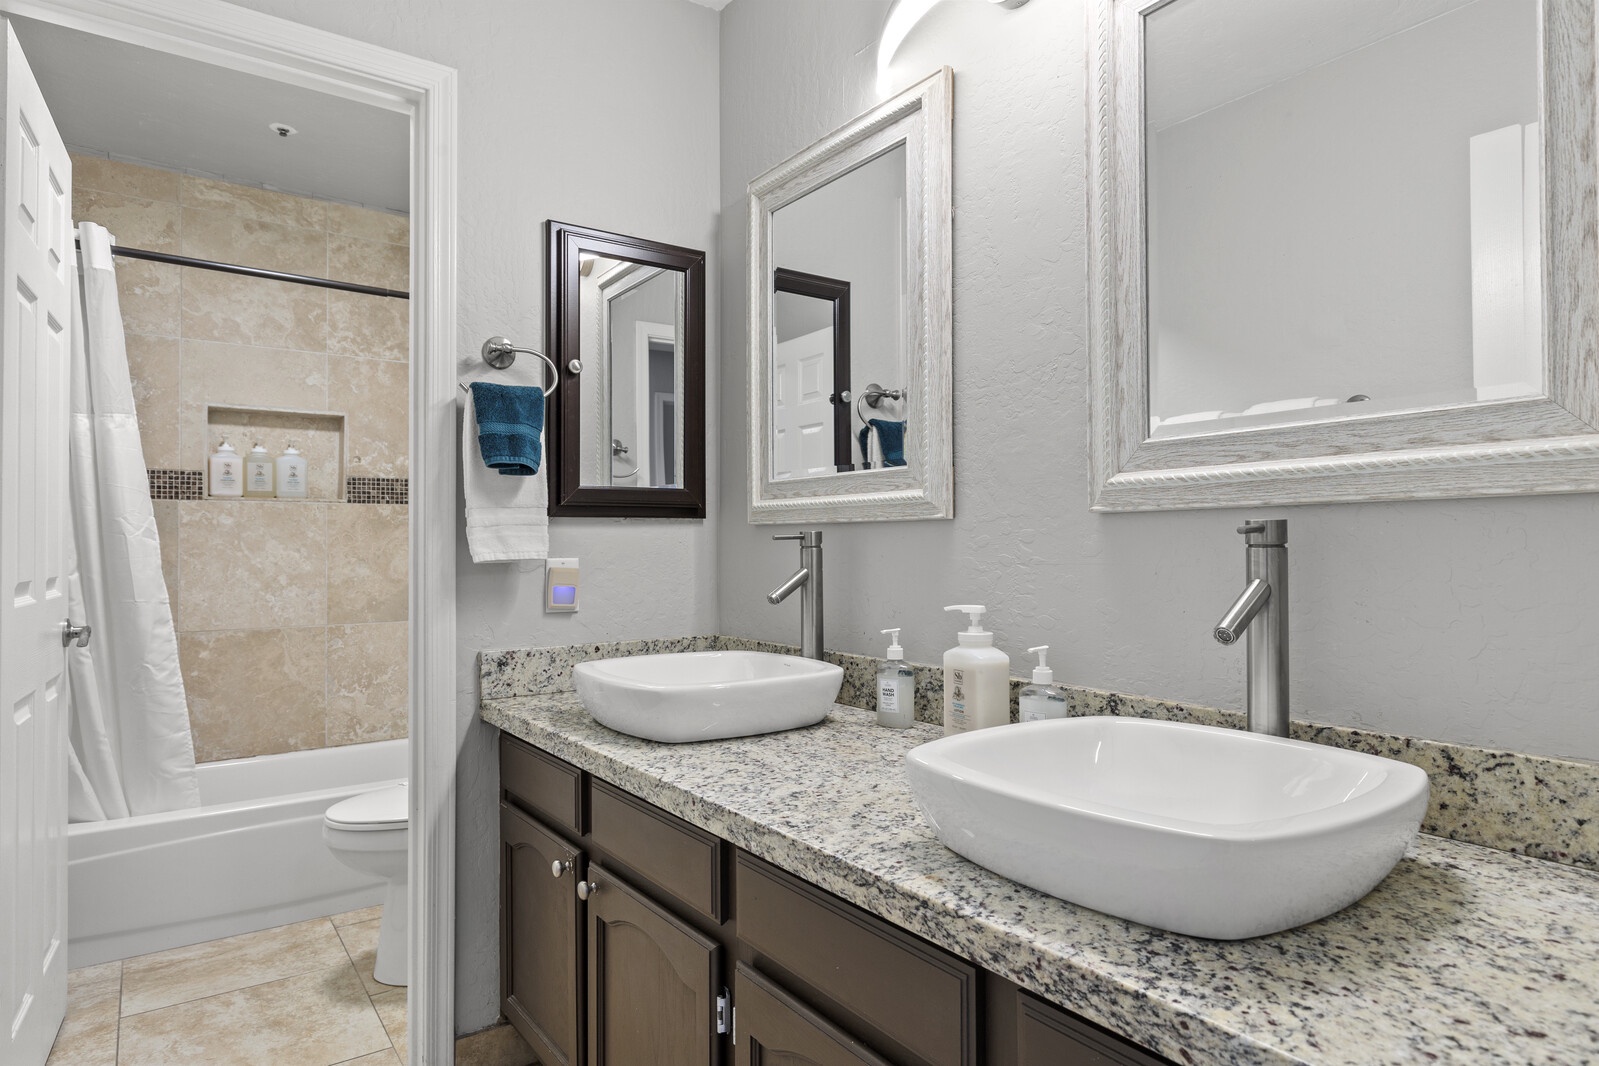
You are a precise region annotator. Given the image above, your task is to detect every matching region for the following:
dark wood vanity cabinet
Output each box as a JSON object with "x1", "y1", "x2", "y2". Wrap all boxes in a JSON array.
[
  {"x1": 734, "y1": 962, "x2": 891, "y2": 1066},
  {"x1": 500, "y1": 802, "x2": 584, "y2": 1066},
  {"x1": 498, "y1": 733, "x2": 1174, "y2": 1066},
  {"x1": 586, "y1": 862, "x2": 722, "y2": 1063}
]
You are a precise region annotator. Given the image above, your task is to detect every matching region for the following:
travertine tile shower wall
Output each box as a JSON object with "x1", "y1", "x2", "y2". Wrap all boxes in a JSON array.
[{"x1": 72, "y1": 154, "x2": 409, "y2": 763}]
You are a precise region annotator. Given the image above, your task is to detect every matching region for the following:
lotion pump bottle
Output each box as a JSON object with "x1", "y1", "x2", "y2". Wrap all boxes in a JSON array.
[
  {"x1": 942, "y1": 605, "x2": 1010, "y2": 735},
  {"x1": 275, "y1": 442, "x2": 308, "y2": 499},
  {"x1": 1019, "y1": 646, "x2": 1068, "y2": 722},
  {"x1": 243, "y1": 442, "x2": 275, "y2": 498},
  {"x1": 876, "y1": 628, "x2": 915, "y2": 729},
  {"x1": 209, "y1": 439, "x2": 243, "y2": 498}
]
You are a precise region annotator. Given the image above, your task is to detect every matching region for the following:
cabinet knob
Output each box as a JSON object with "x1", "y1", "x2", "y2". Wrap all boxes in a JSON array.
[
  {"x1": 577, "y1": 879, "x2": 599, "y2": 901},
  {"x1": 550, "y1": 859, "x2": 571, "y2": 878}
]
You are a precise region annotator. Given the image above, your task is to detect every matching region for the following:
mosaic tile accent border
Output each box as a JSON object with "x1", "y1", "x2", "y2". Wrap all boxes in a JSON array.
[
  {"x1": 148, "y1": 468, "x2": 204, "y2": 501},
  {"x1": 481, "y1": 635, "x2": 1599, "y2": 874},
  {"x1": 346, "y1": 476, "x2": 408, "y2": 505}
]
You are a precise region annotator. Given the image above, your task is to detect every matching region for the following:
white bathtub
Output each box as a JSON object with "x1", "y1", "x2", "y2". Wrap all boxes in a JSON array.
[{"x1": 67, "y1": 738, "x2": 407, "y2": 967}]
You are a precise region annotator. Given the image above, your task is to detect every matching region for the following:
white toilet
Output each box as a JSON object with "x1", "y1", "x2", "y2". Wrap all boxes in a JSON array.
[{"x1": 323, "y1": 781, "x2": 409, "y2": 987}]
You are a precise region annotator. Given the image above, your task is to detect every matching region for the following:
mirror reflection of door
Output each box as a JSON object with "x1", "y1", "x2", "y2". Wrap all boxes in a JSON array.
[
  {"x1": 772, "y1": 269, "x2": 851, "y2": 480},
  {"x1": 580, "y1": 258, "x2": 685, "y2": 488},
  {"x1": 767, "y1": 144, "x2": 907, "y2": 479}
]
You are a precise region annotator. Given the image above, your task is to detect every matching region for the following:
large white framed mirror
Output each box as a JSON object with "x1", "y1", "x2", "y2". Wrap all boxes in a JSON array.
[
  {"x1": 1089, "y1": 0, "x2": 1599, "y2": 511},
  {"x1": 748, "y1": 67, "x2": 953, "y2": 523}
]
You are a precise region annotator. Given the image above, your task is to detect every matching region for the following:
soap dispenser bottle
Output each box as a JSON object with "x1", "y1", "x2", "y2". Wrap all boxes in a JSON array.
[
  {"x1": 275, "y1": 442, "x2": 308, "y2": 499},
  {"x1": 876, "y1": 628, "x2": 915, "y2": 729},
  {"x1": 942, "y1": 605, "x2": 1010, "y2": 735},
  {"x1": 243, "y1": 442, "x2": 275, "y2": 498},
  {"x1": 1019, "y1": 646, "x2": 1067, "y2": 722},
  {"x1": 209, "y1": 439, "x2": 243, "y2": 498}
]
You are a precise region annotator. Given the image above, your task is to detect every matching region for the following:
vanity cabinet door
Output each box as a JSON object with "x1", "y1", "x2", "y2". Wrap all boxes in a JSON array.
[
  {"x1": 586, "y1": 862, "x2": 722, "y2": 1066},
  {"x1": 501, "y1": 802, "x2": 585, "y2": 1066},
  {"x1": 1016, "y1": 992, "x2": 1172, "y2": 1066},
  {"x1": 735, "y1": 963, "x2": 890, "y2": 1066}
]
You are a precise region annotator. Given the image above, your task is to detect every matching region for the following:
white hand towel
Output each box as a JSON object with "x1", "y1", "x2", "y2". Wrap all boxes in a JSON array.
[{"x1": 463, "y1": 388, "x2": 549, "y2": 562}]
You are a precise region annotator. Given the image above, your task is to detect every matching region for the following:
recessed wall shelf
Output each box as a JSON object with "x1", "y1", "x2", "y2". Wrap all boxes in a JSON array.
[{"x1": 206, "y1": 405, "x2": 347, "y2": 501}]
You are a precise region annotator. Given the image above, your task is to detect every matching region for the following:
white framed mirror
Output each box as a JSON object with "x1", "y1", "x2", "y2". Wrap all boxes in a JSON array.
[
  {"x1": 748, "y1": 67, "x2": 953, "y2": 523},
  {"x1": 1088, "y1": 0, "x2": 1599, "y2": 511}
]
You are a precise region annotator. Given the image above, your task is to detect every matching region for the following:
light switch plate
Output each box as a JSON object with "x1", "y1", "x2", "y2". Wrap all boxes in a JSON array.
[{"x1": 545, "y1": 557, "x2": 579, "y2": 612}]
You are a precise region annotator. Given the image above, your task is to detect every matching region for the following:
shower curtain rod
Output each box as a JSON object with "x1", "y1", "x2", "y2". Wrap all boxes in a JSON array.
[{"x1": 74, "y1": 239, "x2": 409, "y2": 300}]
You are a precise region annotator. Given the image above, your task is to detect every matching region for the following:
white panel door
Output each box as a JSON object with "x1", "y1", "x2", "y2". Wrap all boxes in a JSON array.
[
  {"x1": 770, "y1": 327, "x2": 835, "y2": 481},
  {"x1": 0, "y1": 19, "x2": 72, "y2": 1066}
]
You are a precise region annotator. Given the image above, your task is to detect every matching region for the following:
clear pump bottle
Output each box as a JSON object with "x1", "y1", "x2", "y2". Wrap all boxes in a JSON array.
[
  {"x1": 1018, "y1": 645, "x2": 1067, "y2": 722},
  {"x1": 876, "y1": 627, "x2": 915, "y2": 729}
]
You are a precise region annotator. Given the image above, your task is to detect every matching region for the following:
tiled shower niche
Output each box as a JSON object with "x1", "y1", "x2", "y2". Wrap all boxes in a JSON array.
[
  {"x1": 73, "y1": 152, "x2": 411, "y2": 763},
  {"x1": 206, "y1": 405, "x2": 347, "y2": 501}
]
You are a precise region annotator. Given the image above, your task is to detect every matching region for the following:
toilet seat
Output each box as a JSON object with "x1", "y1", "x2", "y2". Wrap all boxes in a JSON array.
[{"x1": 324, "y1": 782, "x2": 408, "y2": 831}]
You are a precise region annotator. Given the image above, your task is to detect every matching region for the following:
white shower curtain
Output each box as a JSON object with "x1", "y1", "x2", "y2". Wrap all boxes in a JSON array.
[{"x1": 66, "y1": 222, "x2": 199, "y2": 821}]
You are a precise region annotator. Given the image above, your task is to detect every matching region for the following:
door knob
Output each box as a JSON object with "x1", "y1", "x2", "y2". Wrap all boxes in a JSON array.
[
  {"x1": 577, "y1": 879, "x2": 599, "y2": 901},
  {"x1": 62, "y1": 621, "x2": 91, "y2": 648},
  {"x1": 550, "y1": 859, "x2": 572, "y2": 878}
]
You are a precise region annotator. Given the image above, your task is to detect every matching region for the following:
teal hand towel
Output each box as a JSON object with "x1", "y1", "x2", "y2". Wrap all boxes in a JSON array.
[
  {"x1": 470, "y1": 381, "x2": 544, "y2": 476},
  {"x1": 858, "y1": 419, "x2": 907, "y2": 468}
]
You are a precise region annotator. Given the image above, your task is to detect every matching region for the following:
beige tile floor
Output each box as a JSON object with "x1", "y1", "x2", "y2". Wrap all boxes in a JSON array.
[{"x1": 46, "y1": 906, "x2": 408, "y2": 1066}]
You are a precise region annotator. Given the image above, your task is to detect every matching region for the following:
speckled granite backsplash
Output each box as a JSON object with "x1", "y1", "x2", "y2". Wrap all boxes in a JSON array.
[{"x1": 479, "y1": 636, "x2": 1599, "y2": 873}]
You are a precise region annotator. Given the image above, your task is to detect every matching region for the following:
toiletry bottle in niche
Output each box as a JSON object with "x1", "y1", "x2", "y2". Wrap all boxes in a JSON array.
[
  {"x1": 243, "y1": 442, "x2": 275, "y2": 499},
  {"x1": 275, "y1": 442, "x2": 308, "y2": 499},
  {"x1": 876, "y1": 627, "x2": 915, "y2": 729},
  {"x1": 1019, "y1": 646, "x2": 1067, "y2": 722},
  {"x1": 942, "y1": 605, "x2": 1010, "y2": 735},
  {"x1": 209, "y1": 439, "x2": 243, "y2": 498}
]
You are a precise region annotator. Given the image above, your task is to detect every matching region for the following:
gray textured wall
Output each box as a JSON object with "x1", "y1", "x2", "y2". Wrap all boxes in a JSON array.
[
  {"x1": 717, "y1": 0, "x2": 1599, "y2": 765},
  {"x1": 223, "y1": 0, "x2": 720, "y2": 1033}
]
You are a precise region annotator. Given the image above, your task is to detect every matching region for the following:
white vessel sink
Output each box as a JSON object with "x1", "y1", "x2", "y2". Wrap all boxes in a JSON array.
[
  {"x1": 573, "y1": 651, "x2": 843, "y2": 743},
  {"x1": 904, "y1": 717, "x2": 1430, "y2": 939}
]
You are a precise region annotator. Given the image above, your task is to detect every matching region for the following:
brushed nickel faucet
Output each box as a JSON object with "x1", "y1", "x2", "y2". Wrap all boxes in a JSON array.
[
  {"x1": 767, "y1": 531, "x2": 823, "y2": 660},
  {"x1": 1213, "y1": 519, "x2": 1289, "y2": 736}
]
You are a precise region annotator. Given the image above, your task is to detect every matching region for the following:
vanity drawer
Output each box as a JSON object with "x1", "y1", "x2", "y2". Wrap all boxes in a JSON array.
[
  {"x1": 499, "y1": 735, "x2": 584, "y2": 835},
  {"x1": 588, "y1": 778, "x2": 725, "y2": 921},
  {"x1": 1016, "y1": 992, "x2": 1172, "y2": 1066},
  {"x1": 735, "y1": 851, "x2": 978, "y2": 1066}
]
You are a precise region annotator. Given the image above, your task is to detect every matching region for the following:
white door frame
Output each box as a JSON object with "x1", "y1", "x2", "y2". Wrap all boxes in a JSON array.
[
  {"x1": 633, "y1": 319, "x2": 674, "y2": 485},
  {"x1": 0, "y1": 1, "x2": 459, "y2": 1061}
]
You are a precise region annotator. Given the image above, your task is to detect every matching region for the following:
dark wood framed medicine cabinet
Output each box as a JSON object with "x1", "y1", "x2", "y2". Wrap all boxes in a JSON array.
[{"x1": 546, "y1": 219, "x2": 707, "y2": 518}]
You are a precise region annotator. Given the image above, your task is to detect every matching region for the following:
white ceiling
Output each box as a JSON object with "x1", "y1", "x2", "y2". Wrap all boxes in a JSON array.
[
  {"x1": 683, "y1": 0, "x2": 736, "y2": 9},
  {"x1": 10, "y1": 16, "x2": 410, "y2": 213},
  {"x1": 1145, "y1": 0, "x2": 1485, "y2": 130}
]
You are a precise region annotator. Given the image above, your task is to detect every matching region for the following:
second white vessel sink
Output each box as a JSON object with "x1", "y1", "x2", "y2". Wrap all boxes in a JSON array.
[
  {"x1": 573, "y1": 651, "x2": 843, "y2": 743},
  {"x1": 905, "y1": 717, "x2": 1430, "y2": 939}
]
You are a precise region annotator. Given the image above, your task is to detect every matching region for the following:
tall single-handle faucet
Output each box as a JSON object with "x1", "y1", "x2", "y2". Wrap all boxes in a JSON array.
[
  {"x1": 1213, "y1": 519, "x2": 1289, "y2": 736},
  {"x1": 767, "y1": 531, "x2": 823, "y2": 660}
]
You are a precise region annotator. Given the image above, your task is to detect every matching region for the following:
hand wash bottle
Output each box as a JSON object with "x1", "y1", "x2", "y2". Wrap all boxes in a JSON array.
[
  {"x1": 942, "y1": 605, "x2": 1010, "y2": 735},
  {"x1": 876, "y1": 628, "x2": 915, "y2": 729},
  {"x1": 1018, "y1": 646, "x2": 1067, "y2": 722}
]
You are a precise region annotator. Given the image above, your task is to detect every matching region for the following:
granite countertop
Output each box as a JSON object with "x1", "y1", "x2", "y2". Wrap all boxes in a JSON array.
[{"x1": 482, "y1": 695, "x2": 1599, "y2": 1066}]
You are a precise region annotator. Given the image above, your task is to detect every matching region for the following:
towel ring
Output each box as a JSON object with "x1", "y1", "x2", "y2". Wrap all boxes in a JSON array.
[
  {"x1": 610, "y1": 438, "x2": 639, "y2": 480},
  {"x1": 854, "y1": 382, "x2": 904, "y2": 426},
  {"x1": 458, "y1": 336, "x2": 561, "y2": 398}
]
